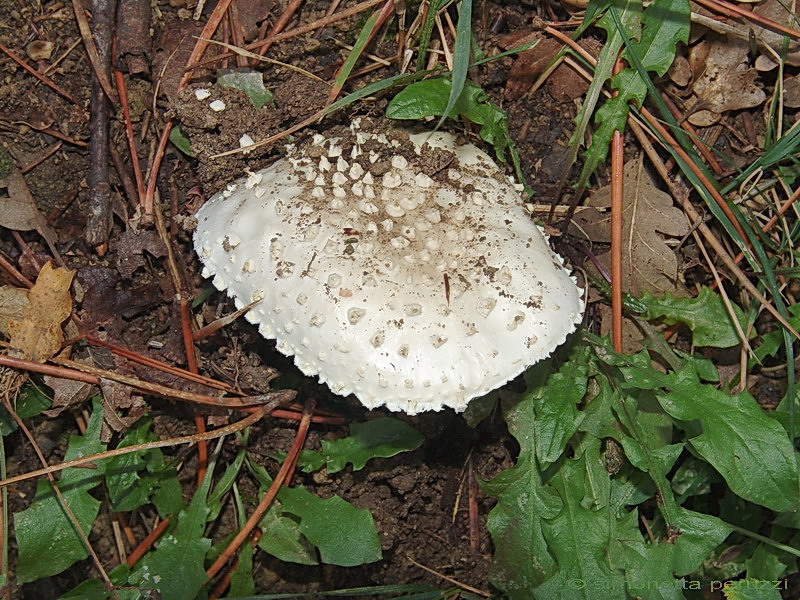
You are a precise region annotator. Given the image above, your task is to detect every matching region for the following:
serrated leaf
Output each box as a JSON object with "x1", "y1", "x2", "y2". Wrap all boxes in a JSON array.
[
  {"x1": 105, "y1": 418, "x2": 180, "y2": 514},
  {"x1": 626, "y1": 0, "x2": 690, "y2": 76},
  {"x1": 484, "y1": 454, "x2": 560, "y2": 598},
  {"x1": 277, "y1": 485, "x2": 381, "y2": 566},
  {"x1": 640, "y1": 287, "x2": 749, "y2": 348},
  {"x1": 484, "y1": 361, "x2": 581, "y2": 597},
  {"x1": 533, "y1": 455, "x2": 628, "y2": 599},
  {"x1": 15, "y1": 398, "x2": 106, "y2": 583},
  {"x1": 127, "y1": 456, "x2": 213, "y2": 600},
  {"x1": 610, "y1": 538, "x2": 684, "y2": 600},
  {"x1": 722, "y1": 579, "x2": 783, "y2": 600},
  {"x1": 321, "y1": 418, "x2": 423, "y2": 474},
  {"x1": 656, "y1": 370, "x2": 800, "y2": 512},
  {"x1": 523, "y1": 348, "x2": 590, "y2": 466}
]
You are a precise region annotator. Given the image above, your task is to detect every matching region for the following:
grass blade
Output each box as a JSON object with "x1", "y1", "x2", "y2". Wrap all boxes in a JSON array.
[{"x1": 436, "y1": 0, "x2": 472, "y2": 129}]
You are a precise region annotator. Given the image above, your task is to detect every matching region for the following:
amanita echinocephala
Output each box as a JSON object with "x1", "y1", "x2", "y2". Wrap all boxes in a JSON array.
[{"x1": 194, "y1": 119, "x2": 584, "y2": 414}]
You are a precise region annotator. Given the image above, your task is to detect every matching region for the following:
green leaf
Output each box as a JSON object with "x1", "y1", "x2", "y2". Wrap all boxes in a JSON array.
[
  {"x1": 722, "y1": 579, "x2": 783, "y2": 600},
  {"x1": 0, "y1": 384, "x2": 51, "y2": 436},
  {"x1": 625, "y1": 0, "x2": 690, "y2": 76},
  {"x1": 59, "y1": 565, "x2": 138, "y2": 600},
  {"x1": 258, "y1": 503, "x2": 319, "y2": 565},
  {"x1": 523, "y1": 347, "x2": 590, "y2": 466},
  {"x1": 484, "y1": 453, "x2": 560, "y2": 598},
  {"x1": 217, "y1": 69, "x2": 274, "y2": 109},
  {"x1": 387, "y1": 78, "x2": 521, "y2": 177},
  {"x1": 15, "y1": 398, "x2": 106, "y2": 583},
  {"x1": 753, "y1": 303, "x2": 800, "y2": 363},
  {"x1": 105, "y1": 418, "x2": 180, "y2": 514},
  {"x1": 670, "y1": 507, "x2": 732, "y2": 575},
  {"x1": 745, "y1": 544, "x2": 787, "y2": 581},
  {"x1": 656, "y1": 370, "x2": 800, "y2": 512},
  {"x1": 206, "y1": 431, "x2": 248, "y2": 520},
  {"x1": 484, "y1": 362, "x2": 582, "y2": 597},
  {"x1": 299, "y1": 417, "x2": 423, "y2": 475},
  {"x1": 533, "y1": 455, "x2": 628, "y2": 599},
  {"x1": 277, "y1": 485, "x2": 382, "y2": 567},
  {"x1": 640, "y1": 287, "x2": 749, "y2": 348},
  {"x1": 228, "y1": 484, "x2": 255, "y2": 597},
  {"x1": 127, "y1": 454, "x2": 213, "y2": 600},
  {"x1": 611, "y1": 539, "x2": 684, "y2": 600},
  {"x1": 168, "y1": 125, "x2": 192, "y2": 156}
]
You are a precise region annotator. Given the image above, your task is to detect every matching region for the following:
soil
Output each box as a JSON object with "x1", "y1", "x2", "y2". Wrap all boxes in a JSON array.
[{"x1": 0, "y1": 0, "x2": 793, "y2": 599}]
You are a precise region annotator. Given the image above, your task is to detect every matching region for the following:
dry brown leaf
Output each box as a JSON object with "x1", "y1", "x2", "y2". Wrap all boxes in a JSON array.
[
  {"x1": 42, "y1": 373, "x2": 94, "y2": 417},
  {"x1": 573, "y1": 157, "x2": 689, "y2": 296},
  {"x1": 7, "y1": 262, "x2": 75, "y2": 362},
  {"x1": 785, "y1": 75, "x2": 800, "y2": 108},
  {"x1": 689, "y1": 36, "x2": 765, "y2": 126},
  {"x1": 752, "y1": 0, "x2": 800, "y2": 69},
  {"x1": 0, "y1": 167, "x2": 62, "y2": 259},
  {"x1": 496, "y1": 32, "x2": 597, "y2": 103},
  {"x1": 0, "y1": 286, "x2": 30, "y2": 336}
]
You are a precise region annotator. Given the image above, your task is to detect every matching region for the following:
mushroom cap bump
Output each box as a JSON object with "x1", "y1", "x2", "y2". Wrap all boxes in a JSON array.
[{"x1": 193, "y1": 121, "x2": 584, "y2": 414}]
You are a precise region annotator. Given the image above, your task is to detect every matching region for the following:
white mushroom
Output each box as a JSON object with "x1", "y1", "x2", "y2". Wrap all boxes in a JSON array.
[{"x1": 193, "y1": 119, "x2": 584, "y2": 414}]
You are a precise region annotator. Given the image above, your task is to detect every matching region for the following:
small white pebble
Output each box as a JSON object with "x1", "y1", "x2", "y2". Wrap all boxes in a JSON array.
[
  {"x1": 239, "y1": 133, "x2": 255, "y2": 152},
  {"x1": 195, "y1": 88, "x2": 211, "y2": 101},
  {"x1": 391, "y1": 155, "x2": 408, "y2": 169},
  {"x1": 209, "y1": 99, "x2": 226, "y2": 112}
]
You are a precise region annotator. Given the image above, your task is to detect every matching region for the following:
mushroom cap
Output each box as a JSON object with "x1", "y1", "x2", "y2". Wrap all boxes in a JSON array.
[{"x1": 194, "y1": 121, "x2": 583, "y2": 414}]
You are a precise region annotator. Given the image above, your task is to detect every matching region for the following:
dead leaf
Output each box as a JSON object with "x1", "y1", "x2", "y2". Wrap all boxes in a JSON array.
[
  {"x1": 0, "y1": 286, "x2": 30, "y2": 336},
  {"x1": 0, "y1": 167, "x2": 62, "y2": 260},
  {"x1": 116, "y1": 227, "x2": 168, "y2": 279},
  {"x1": 497, "y1": 32, "x2": 597, "y2": 103},
  {"x1": 7, "y1": 262, "x2": 74, "y2": 362},
  {"x1": 572, "y1": 157, "x2": 689, "y2": 296},
  {"x1": 752, "y1": 0, "x2": 800, "y2": 69},
  {"x1": 43, "y1": 373, "x2": 94, "y2": 417},
  {"x1": 689, "y1": 36, "x2": 765, "y2": 126},
  {"x1": 785, "y1": 75, "x2": 800, "y2": 108},
  {"x1": 667, "y1": 54, "x2": 692, "y2": 87}
]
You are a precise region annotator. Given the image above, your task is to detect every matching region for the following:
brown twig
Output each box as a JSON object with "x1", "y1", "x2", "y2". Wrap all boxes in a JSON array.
[
  {"x1": 114, "y1": 0, "x2": 151, "y2": 75},
  {"x1": 83, "y1": 0, "x2": 117, "y2": 251},
  {"x1": 467, "y1": 456, "x2": 479, "y2": 551},
  {"x1": 84, "y1": 334, "x2": 231, "y2": 391},
  {"x1": 113, "y1": 68, "x2": 146, "y2": 205},
  {"x1": 0, "y1": 353, "x2": 293, "y2": 408},
  {"x1": 661, "y1": 92, "x2": 724, "y2": 176},
  {"x1": 693, "y1": 0, "x2": 800, "y2": 41},
  {"x1": 326, "y1": 0, "x2": 395, "y2": 104},
  {"x1": 126, "y1": 517, "x2": 171, "y2": 568},
  {"x1": 253, "y1": 0, "x2": 305, "y2": 57},
  {"x1": 610, "y1": 55, "x2": 625, "y2": 353},
  {"x1": 0, "y1": 253, "x2": 32, "y2": 288},
  {"x1": 69, "y1": 0, "x2": 117, "y2": 103}
]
